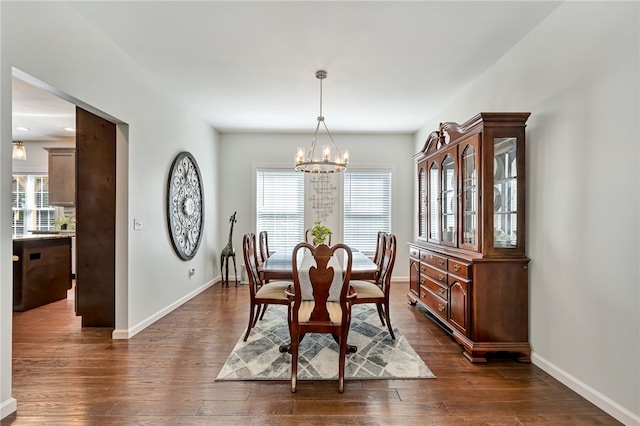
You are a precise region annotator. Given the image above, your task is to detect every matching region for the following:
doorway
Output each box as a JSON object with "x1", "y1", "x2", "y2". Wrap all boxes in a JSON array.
[{"x1": 11, "y1": 70, "x2": 123, "y2": 329}]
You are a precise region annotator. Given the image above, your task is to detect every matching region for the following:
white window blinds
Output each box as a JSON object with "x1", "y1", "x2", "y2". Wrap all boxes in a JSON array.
[
  {"x1": 12, "y1": 175, "x2": 55, "y2": 237},
  {"x1": 344, "y1": 170, "x2": 391, "y2": 255},
  {"x1": 256, "y1": 169, "x2": 305, "y2": 252}
]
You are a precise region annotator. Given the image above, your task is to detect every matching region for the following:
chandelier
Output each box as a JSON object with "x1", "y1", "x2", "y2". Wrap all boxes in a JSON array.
[{"x1": 294, "y1": 70, "x2": 349, "y2": 173}]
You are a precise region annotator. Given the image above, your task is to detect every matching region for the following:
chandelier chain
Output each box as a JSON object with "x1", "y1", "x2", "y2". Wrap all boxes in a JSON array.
[{"x1": 318, "y1": 75, "x2": 323, "y2": 120}]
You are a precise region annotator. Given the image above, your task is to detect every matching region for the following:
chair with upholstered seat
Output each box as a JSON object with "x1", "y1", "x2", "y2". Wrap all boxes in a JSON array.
[
  {"x1": 287, "y1": 242, "x2": 355, "y2": 393},
  {"x1": 349, "y1": 233, "x2": 397, "y2": 339},
  {"x1": 242, "y1": 232, "x2": 291, "y2": 341}
]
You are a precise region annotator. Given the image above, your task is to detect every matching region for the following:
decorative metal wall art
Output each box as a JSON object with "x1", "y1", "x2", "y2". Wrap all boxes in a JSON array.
[
  {"x1": 167, "y1": 151, "x2": 204, "y2": 260},
  {"x1": 309, "y1": 174, "x2": 336, "y2": 220}
]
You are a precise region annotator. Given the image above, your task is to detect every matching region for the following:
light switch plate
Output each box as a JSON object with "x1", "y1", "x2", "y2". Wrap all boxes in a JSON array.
[{"x1": 133, "y1": 218, "x2": 143, "y2": 230}]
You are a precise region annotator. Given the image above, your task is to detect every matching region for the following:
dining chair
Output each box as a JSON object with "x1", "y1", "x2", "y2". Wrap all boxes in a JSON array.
[
  {"x1": 349, "y1": 233, "x2": 397, "y2": 339},
  {"x1": 241, "y1": 232, "x2": 291, "y2": 342},
  {"x1": 304, "y1": 228, "x2": 332, "y2": 246},
  {"x1": 287, "y1": 242, "x2": 355, "y2": 393}
]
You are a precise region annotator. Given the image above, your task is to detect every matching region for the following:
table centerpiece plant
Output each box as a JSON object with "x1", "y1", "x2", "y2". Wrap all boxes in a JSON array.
[{"x1": 310, "y1": 218, "x2": 332, "y2": 245}]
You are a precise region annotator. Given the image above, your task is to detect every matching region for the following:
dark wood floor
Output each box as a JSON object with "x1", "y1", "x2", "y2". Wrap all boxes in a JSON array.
[{"x1": 3, "y1": 281, "x2": 620, "y2": 425}]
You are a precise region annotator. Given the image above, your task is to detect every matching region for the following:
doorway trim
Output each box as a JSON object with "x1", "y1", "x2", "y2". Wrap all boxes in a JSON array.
[{"x1": 11, "y1": 68, "x2": 129, "y2": 336}]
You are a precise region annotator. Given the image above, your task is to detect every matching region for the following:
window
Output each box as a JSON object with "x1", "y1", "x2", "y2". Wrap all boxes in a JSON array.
[
  {"x1": 256, "y1": 169, "x2": 305, "y2": 252},
  {"x1": 344, "y1": 170, "x2": 391, "y2": 255},
  {"x1": 12, "y1": 175, "x2": 55, "y2": 237}
]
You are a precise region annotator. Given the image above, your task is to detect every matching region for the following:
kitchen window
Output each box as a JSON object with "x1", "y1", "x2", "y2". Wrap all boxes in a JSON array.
[{"x1": 12, "y1": 175, "x2": 55, "y2": 237}]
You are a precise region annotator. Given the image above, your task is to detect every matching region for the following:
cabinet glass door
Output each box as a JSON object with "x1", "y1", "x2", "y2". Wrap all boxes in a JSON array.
[
  {"x1": 428, "y1": 162, "x2": 439, "y2": 241},
  {"x1": 418, "y1": 165, "x2": 427, "y2": 239},
  {"x1": 493, "y1": 137, "x2": 518, "y2": 248},
  {"x1": 441, "y1": 154, "x2": 455, "y2": 244},
  {"x1": 461, "y1": 144, "x2": 477, "y2": 247}
]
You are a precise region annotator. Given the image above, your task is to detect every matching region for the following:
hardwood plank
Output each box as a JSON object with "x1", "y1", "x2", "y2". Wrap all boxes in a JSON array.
[{"x1": 5, "y1": 281, "x2": 622, "y2": 424}]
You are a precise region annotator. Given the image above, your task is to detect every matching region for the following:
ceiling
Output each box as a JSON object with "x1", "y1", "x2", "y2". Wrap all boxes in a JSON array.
[
  {"x1": 12, "y1": 1, "x2": 561, "y2": 142},
  {"x1": 12, "y1": 76, "x2": 76, "y2": 143}
]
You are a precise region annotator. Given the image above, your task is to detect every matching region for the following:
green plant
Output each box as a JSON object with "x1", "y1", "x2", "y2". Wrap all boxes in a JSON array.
[
  {"x1": 310, "y1": 218, "x2": 332, "y2": 244},
  {"x1": 54, "y1": 215, "x2": 70, "y2": 229}
]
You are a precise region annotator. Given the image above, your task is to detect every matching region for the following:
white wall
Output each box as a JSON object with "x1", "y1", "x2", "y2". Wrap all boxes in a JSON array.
[
  {"x1": 2, "y1": 1, "x2": 637, "y2": 423},
  {"x1": 219, "y1": 133, "x2": 415, "y2": 279},
  {"x1": 1, "y1": 2, "x2": 220, "y2": 418},
  {"x1": 414, "y1": 2, "x2": 639, "y2": 424}
]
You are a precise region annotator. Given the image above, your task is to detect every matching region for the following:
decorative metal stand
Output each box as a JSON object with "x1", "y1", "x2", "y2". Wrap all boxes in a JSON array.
[
  {"x1": 309, "y1": 174, "x2": 336, "y2": 220},
  {"x1": 220, "y1": 212, "x2": 238, "y2": 287}
]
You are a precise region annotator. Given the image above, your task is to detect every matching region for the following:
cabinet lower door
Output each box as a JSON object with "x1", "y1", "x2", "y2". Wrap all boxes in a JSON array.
[
  {"x1": 449, "y1": 279, "x2": 470, "y2": 336},
  {"x1": 409, "y1": 259, "x2": 420, "y2": 297}
]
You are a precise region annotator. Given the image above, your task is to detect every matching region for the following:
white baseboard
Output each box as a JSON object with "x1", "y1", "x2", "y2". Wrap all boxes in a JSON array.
[
  {"x1": 531, "y1": 352, "x2": 640, "y2": 425},
  {"x1": 112, "y1": 278, "x2": 217, "y2": 339},
  {"x1": 1, "y1": 397, "x2": 17, "y2": 420}
]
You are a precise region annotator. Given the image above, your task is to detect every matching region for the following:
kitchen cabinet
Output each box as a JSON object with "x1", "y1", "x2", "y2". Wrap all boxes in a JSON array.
[
  {"x1": 45, "y1": 147, "x2": 75, "y2": 206},
  {"x1": 409, "y1": 112, "x2": 531, "y2": 362}
]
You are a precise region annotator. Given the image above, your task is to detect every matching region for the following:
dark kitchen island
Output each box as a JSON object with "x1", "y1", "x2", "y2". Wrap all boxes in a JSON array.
[{"x1": 13, "y1": 235, "x2": 72, "y2": 312}]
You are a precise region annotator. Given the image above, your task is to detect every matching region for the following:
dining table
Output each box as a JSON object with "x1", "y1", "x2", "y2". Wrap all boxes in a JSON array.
[{"x1": 259, "y1": 247, "x2": 378, "y2": 282}]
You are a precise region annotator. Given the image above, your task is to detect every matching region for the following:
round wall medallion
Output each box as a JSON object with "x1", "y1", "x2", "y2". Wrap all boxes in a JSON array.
[{"x1": 167, "y1": 151, "x2": 204, "y2": 260}]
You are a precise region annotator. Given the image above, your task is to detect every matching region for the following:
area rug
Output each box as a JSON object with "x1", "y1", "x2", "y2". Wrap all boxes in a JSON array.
[{"x1": 216, "y1": 304, "x2": 435, "y2": 381}]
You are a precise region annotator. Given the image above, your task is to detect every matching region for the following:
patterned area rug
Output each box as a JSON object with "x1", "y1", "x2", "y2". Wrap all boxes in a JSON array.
[{"x1": 216, "y1": 304, "x2": 435, "y2": 381}]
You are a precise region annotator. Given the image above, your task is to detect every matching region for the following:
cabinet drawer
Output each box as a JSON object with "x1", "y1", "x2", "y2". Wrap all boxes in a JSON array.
[
  {"x1": 409, "y1": 247, "x2": 420, "y2": 259},
  {"x1": 421, "y1": 250, "x2": 448, "y2": 269},
  {"x1": 420, "y1": 263, "x2": 448, "y2": 283},
  {"x1": 420, "y1": 274, "x2": 448, "y2": 300},
  {"x1": 420, "y1": 286, "x2": 448, "y2": 320},
  {"x1": 448, "y1": 259, "x2": 471, "y2": 278}
]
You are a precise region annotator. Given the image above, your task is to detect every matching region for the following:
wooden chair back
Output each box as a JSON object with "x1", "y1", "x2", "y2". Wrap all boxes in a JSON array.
[
  {"x1": 258, "y1": 230, "x2": 269, "y2": 264},
  {"x1": 377, "y1": 233, "x2": 397, "y2": 291},
  {"x1": 372, "y1": 231, "x2": 387, "y2": 279},
  {"x1": 242, "y1": 233, "x2": 262, "y2": 298}
]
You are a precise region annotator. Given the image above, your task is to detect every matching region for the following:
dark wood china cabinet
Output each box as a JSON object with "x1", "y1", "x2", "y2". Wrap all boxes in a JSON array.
[{"x1": 409, "y1": 112, "x2": 531, "y2": 362}]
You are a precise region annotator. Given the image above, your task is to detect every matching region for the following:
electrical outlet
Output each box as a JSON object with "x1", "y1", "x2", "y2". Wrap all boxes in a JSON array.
[
  {"x1": 189, "y1": 268, "x2": 196, "y2": 278},
  {"x1": 133, "y1": 218, "x2": 143, "y2": 230}
]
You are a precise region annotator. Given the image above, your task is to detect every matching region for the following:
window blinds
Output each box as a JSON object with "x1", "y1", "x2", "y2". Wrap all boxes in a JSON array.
[
  {"x1": 12, "y1": 175, "x2": 55, "y2": 237},
  {"x1": 344, "y1": 170, "x2": 391, "y2": 255},
  {"x1": 256, "y1": 169, "x2": 305, "y2": 252}
]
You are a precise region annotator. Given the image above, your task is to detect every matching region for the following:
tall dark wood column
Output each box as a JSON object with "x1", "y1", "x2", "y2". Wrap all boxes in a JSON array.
[{"x1": 75, "y1": 107, "x2": 116, "y2": 327}]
